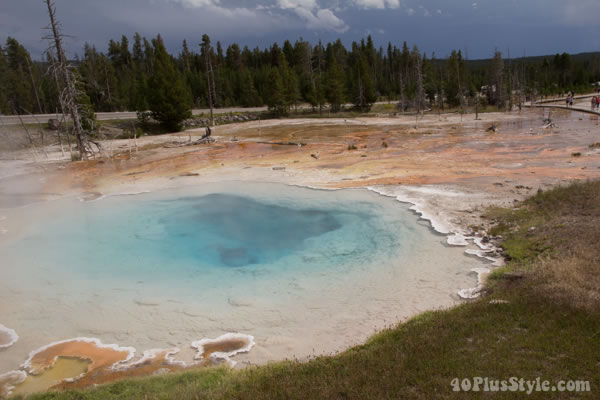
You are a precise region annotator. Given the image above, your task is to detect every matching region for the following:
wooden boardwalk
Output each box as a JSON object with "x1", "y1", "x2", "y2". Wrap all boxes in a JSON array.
[{"x1": 525, "y1": 95, "x2": 600, "y2": 116}]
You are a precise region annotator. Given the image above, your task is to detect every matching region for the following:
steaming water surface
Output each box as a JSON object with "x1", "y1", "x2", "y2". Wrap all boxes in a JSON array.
[{"x1": 0, "y1": 182, "x2": 485, "y2": 371}]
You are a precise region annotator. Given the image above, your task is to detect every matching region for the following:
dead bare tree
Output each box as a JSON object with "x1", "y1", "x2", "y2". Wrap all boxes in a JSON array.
[
  {"x1": 54, "y1": 106, "x2": 65, "y2": 157},
  {"x1": 11, "y1": 103, "x2": 39, "y2": 161},
  {"x1": 413, "y1": 50, "x2": 425, "y2": 128},
  {"x1": 398, "y1": 71, "x2": 405, "y2": 113},
  {"x1": 201, "y1": 35, "x2": 217, "y2": 127},
  {"x1": 43, "y1": 0, "x2": 95, "y2": 159},
  {"x1": 20, "y1": 107, "x2": 49, "y2": 158},
  {"x1": 47, "y1": 49, "x2": 72, "y2": 158}
]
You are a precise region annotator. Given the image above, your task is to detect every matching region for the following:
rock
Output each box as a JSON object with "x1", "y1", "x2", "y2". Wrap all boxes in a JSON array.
[
  {"x1": 47, "y1": 118, "x2": 61, "y2": 130},
  {"x1": 489, "y1": 299, "x2": 510, "y2": 304}
]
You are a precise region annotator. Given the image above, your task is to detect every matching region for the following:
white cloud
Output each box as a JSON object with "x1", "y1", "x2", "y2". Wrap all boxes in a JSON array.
[
  {"x1": 424, "y1": 8, "x2": 431, "y2": 17},
  {"x1": 436, "y1": 9, "x2": 442, "y2": 14},
  {"x1": 163, "y1": 0, "x2": 259, "y2": 20},
  {"x1": 275, "y1": 0, "x2": 348, "y2": 32},
  {"x1": 164, "y1": 0, "x2": 346, "y2": 32},
  {"x1": 406, "y1": 8, "x2": 415, "y2": 16},
  {"x1": 353, "y1": 0, "x2": 400, "y2": 10},
  {"x1": 278, "y1": 0, "x2": 318, "y2": 10},
  {"x1": 168, "y1": 0, "x2": 220, "y2": 7},
  {"x1": 292, "y1": 6, "x2": 348, "y2": 32}
]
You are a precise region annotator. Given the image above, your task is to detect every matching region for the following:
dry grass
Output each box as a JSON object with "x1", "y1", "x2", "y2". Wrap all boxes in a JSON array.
[
  {"x1": 531, "y1": 250, "x2": 600, "y2": 310},
  {"x1": 488, "y1": 180, "x2": 600, "y2": 310}
]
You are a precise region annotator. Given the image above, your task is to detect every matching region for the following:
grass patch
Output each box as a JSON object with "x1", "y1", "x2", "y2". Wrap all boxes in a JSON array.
[{"x1": 18, "y1": 181, "x2": 600, "y2": 399}]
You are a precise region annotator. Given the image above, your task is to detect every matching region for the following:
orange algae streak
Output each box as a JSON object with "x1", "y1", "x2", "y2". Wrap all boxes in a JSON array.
[
  {"x1": 22, "y1": 338, "x2": 135, "y2": 376},
  {"x1": 4, "y1": 336, "x2": 255, "y2": 395},
  {"x1": 55, "y1": 349, "x2": 185, "y2": 390},
  {"x1": 201, "y1": 339, "x2": 251, "y2": 360}
]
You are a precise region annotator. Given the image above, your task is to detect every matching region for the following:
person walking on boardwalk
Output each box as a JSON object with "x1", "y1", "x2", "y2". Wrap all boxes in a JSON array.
[{"x1": 596, "y1": 96, "x2": 600, "y2": 110}]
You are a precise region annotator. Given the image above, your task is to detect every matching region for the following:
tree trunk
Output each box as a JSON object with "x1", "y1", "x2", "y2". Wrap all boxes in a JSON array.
[{"x1": 45, "y1": 0, "x2": 92, "y2": 159}]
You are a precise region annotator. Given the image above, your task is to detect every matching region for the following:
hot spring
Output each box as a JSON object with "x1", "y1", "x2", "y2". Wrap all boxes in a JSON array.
[{"x1": 0, "y1": 181, "x2": 485, "y2": 371}]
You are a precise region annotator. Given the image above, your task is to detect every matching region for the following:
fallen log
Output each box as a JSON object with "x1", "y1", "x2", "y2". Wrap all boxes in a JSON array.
[
  {"x1": 164, "y1": 137, "x2": 216, "y2": 148},
  {"x1": 256, "y1": 141, "x2": 306, "y2": 147}
]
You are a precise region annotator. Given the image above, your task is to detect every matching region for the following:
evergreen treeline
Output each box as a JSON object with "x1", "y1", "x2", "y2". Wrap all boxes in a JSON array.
[{"x1": 2, "y1": 34, "x2": 600, "y2": 119}]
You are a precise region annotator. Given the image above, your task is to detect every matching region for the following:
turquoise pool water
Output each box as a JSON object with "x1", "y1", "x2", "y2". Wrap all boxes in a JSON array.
[
  {"x1": 1, "y1": 182, "x2": 405, "y2": 292},
  {"x1": 0, "y1": 181, "x2": 483, "y2": 371}
]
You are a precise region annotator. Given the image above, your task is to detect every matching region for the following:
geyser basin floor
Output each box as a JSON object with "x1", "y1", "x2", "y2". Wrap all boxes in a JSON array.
[{"x1": 0, "y1": 181, "x2": 485, "y2": 373}]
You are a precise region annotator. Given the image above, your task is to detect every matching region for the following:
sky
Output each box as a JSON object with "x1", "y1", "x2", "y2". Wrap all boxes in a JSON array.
[{"x1": 1, "y1": 0, "x2": 599, "y2": 60}]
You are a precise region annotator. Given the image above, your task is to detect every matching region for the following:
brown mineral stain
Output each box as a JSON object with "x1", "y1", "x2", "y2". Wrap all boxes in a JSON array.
[{"x1": 200, "y1": 338, "x2": 250, "y2": 361}]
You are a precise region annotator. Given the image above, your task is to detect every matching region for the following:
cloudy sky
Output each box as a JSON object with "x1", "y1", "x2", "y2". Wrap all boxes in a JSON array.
[{"x1": 1, "y1": 0, "x2": 599, "y2": 60}]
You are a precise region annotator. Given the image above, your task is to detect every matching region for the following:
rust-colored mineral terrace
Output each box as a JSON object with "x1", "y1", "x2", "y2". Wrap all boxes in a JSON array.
[
  {"x1": 31, "y1": 111, "x2": 598, "y2": 200},
  {"x1": 0, "y1": 335, "x2": 255, "y2": 397},
  {"x1": 23, "y1": 339, "x2": 134, "y2": 376}
]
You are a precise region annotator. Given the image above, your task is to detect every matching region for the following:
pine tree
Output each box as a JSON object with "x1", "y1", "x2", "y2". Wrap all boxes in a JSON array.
[
  {"x1": 239, "y1": 69, "x2": 261, "y2": 106},
  {"x1": 445, "y1": 50, "x2": 461, "y2": 108},
  {"x1": 265, "y1": 67, "x2": 286, "y2": 116},
  {"x1": 148, "y1": 36, "x2": 192, "y2": 131},
  {"x1": 4, "y1": 37, "x2": 39, "y2": 114},
  {"x1": 326, "y1": 58, "x2": 345, "y2": 112},
  {"x1": 0, "y1": 45, "x2": 10, "y2": 114},
  {"x1": 351, "y1": 50, "x2": 376, "y2": 111}
]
